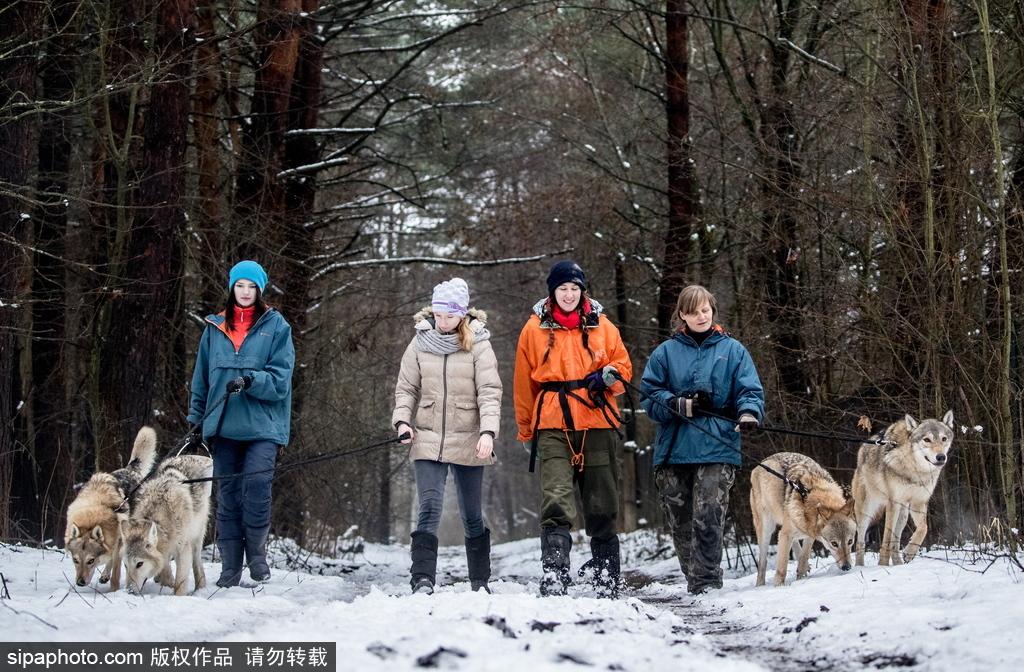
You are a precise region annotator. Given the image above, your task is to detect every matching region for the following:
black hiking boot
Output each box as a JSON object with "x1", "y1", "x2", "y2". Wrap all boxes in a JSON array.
[
  {"x1": 466, "y1": 529, "x2": 491, "y2": 593},
  {"x1": 410, "y1": 531, "x2": 439, "y2": 595},
  {"x1": 540, "y1": 527, "x2": 572, "y2": 596}
]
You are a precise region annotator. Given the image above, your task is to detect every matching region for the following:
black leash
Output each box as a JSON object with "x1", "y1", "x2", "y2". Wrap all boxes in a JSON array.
[
  {"x1": 117, "y1": 389, "x2": 238, "y2": 508},
  {"x1": 180, "y1": 433, "x2": 411, "y2": 485},
  {"x1": 694, "y1": 406, "x2": 894, "y2": 448},
  {"x1": 610, "y1": 373, "x2": 816, "y2": 497}
]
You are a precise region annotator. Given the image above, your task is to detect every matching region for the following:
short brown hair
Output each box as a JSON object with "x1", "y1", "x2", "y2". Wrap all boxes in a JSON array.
[{"x1": 671, "y1": 285, "x2": 717, "y2": 330}]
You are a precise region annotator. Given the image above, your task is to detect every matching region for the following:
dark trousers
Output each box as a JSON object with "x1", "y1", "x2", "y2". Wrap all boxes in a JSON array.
[
  {"x1": 538, "y1": 429, "x2": 619, "y2": 542},
  {"x1": 413, "y1": 459, "x2": 485, "y2": 538},
  {"x1": 213, "y1": 438, "x2": 278, "y2": 543},
  {"x1": 655, "y1": 463, "x2": 735, "y2": 591}
]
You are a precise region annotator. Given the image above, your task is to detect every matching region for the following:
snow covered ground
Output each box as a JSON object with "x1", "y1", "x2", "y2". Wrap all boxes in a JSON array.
[{"x1": 0, "y1": 531, "x2": 1020, "y2": 671}]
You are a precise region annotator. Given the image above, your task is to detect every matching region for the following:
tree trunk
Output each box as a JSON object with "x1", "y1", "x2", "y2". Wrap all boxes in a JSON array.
[
  {"x1": 761, "y1": 0, "x2": 808, "y2": 399},
  {"x1": 657, "y1": 0, "x2": 697, "y2": 335},
  {"x1": 97, "y1": 0, "x2": 194, "y2": 461},
  {"x1": 0, "y1": 0, "x2": 40, "y2": 540},
  {"x1": 193, "y1": 0, "x2": 226, "y2": 313},
  {"x1": 31, "y1": 0, "x2": 79, "y2": 542},
  {"x1": 86, "y1": 0, "x2": 146, "y2": 470},
  {"x1": 270, "y1": 0, "x2": 323, "y2": 543}
]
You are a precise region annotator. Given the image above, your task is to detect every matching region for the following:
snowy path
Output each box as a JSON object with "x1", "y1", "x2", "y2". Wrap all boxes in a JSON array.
[{"x1": 1, "y1": 532, "x2": 1020, "y2": 671}]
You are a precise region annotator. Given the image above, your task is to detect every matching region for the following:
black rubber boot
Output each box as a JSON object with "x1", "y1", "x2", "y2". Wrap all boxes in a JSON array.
[
  {"x1": 587, "y1": 535, "x2": 621, "y2": 598},
  {"x1": 245, "y1": 527, "x2": 271, "y2": 583},
  {"x1": 540, "y1": 527, "x2": 572, "y2": 596},
  {"x1": 410, "y1": 531, "x2": 439, "y2": 594},
  {"x1": 466, "y1": 529, "x2": 491, "y2": 593},
  {"x1": 216, "y1": 539, "x2": 244, "y2": 588}
]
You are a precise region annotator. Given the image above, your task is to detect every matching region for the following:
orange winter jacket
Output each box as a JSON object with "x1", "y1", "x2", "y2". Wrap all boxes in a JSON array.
[{"x1": 514, "y1": 298, "x2": 633, "y2": 441}]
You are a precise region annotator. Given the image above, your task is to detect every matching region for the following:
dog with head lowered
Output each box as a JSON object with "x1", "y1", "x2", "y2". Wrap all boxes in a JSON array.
[
  {"x1": 853, "y1": 411, "x2": 954, "y2": 566},
  {"x1": 64, "y1": 426, "x2": 157, "y2": 591},
  {"x1": 121, "y1": 454, "x2": 213, "y2": 596},
  {"x1": 750, "y1": 452, "x2": 856, "y2": 587}
]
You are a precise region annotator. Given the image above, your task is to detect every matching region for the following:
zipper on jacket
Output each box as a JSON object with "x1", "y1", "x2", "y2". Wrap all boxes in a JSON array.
[{"x1": 438, "y1": 353, "x2": 449, "y2": 461}]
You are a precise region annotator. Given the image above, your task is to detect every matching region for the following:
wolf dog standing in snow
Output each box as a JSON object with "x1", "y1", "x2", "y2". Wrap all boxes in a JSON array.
[
  {"x1": 121, "y1": 455, "x2": 213, "y2": 595},
  {"x1": 853, "y1": 411, "x2": 954, "y2": 566},
  {"x1": 64, "y1": 426, "x2": 157, "y2": 591},
  {"x1": 750, "y1": 452, "x2": 856, "y2": 587}
]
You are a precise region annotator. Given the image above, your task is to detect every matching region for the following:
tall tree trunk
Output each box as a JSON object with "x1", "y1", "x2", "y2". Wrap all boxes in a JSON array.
[
  {"x1": 234, "y1": 0, "x2": 302, "y2": 250},
  {"x1": 657, "y1": 0, "x2": 697, "y2": 335},
  {"x1": 193, "y1": 0, "x2": 225, "y2": 313},
  {"x1": 87, "y1": 0, "x2": 146, "y2": 469},
  {"x1": 0, "y1": 0, "x2": 41, "y2": 540},
  {"x1": 31, "y1": 0, "x2": 79, "y2": 542},
  {"x1": 97, "y1": 0, "x2": 194, "y2": 461},
  {"x1": 271, "y1": 0, "x2": 322, "y2": 543},
  {"x1": 615, "y1": 256, "x2": 638, "y2": 531},
  {"x1": 761, "y1": 0, "x2": 808, "y2": 399}
]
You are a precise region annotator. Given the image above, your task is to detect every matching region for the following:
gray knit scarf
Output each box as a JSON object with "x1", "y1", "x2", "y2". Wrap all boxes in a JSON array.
[{"x1": 415, "y1": 325, "x2": 491, "y2": 355}]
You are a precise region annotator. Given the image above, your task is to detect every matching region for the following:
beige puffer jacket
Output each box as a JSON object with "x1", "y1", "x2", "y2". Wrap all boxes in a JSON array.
[{"x1": 392, "y1": 308, "x2": 502, "y2": 466}]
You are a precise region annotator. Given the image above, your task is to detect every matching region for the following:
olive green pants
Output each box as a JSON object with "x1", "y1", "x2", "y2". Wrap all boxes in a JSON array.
[{"x1": 538, "y1": 428, "x2": 620, "y2": 542}]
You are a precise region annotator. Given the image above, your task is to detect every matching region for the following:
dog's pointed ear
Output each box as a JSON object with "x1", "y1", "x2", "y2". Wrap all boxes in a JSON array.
[
  {"x1": 147, "y1": 520, "x2": 159, "y2": 545},
  {"x1": 91, "y1": 525, "x2": 104, "y2": 541},
  {"x1": 942, "y1": 410, "x2": 954, "y2": 428},
  {"x1": 904, "y1": 414, "x2": 919, "y2": 430},
  {"x1": 69, "y1": 523, "x2": 81, "y2": 540}
]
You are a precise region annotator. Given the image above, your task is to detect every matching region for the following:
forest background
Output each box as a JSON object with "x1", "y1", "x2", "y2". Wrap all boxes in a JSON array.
[{"x1": 1, "y1": 0, "x2": 1021, "y2": 552}]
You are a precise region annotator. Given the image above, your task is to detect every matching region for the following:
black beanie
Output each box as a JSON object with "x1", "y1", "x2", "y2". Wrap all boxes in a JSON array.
[{"x1": 547, "y1": 260, "x2": 587, "y2": 294}]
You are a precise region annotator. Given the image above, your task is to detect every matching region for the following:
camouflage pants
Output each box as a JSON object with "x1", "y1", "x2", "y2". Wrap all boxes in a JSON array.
[
  {"x1": 655, "y1": 463, "x2": 735, "y2": 592},
  {"x1": 538, "y1": 429, "x2": 619, "y2": 542}
]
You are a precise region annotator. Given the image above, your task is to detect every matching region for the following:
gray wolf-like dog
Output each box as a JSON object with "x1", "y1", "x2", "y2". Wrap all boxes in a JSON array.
[
  {"x1": 853, "y1": 411, "x2": 954, "y2": 566},
  {"x1": 121, "y1": 455, "x2": 213, "y2": 595},
  {"x1": 64, "y1": 426, "x2": 157, "y2": 590},
  {"x1": 750, "y1": 452, "x2": 856, "y2": 587}
]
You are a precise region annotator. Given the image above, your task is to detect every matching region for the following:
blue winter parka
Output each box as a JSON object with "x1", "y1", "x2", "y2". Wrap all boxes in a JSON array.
[
  {"x1": 187, "y1": 308, "x2": 295, "y2": 446},
  {"x1": 640, "y1": 327, "x2": 765, "y2": 466}
]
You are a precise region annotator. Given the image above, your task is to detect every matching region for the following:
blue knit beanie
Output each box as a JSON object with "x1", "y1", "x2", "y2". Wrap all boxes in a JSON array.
[
  {"x1": 228, "y1": 260, "x2": 268, "y2": 293},
  {"x1": 546, "y1": 260, "x2": 587, "y2": 294}
]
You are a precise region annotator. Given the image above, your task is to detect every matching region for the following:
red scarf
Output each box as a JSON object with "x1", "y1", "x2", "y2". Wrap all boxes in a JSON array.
[
  {"x1": 228, "y1": 305, "x2": 256, "y2": 352},
  {"x1": 551, "y1": 299, "x2": 590, "y2": 330}
]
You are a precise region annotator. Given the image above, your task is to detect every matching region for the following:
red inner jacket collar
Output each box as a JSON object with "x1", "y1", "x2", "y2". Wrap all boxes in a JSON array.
[{"x1": 550, "y1": 298, "x2": 591, "y2": 330}]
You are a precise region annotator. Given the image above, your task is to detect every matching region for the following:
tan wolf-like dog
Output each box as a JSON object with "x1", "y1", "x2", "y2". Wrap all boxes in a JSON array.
[
  {"x1": 64, "y1": 426, "x2": 157, "y2": 591},
  {"x1": 853, "y1": 411, "x2": 954, "y2": 566},
  {"x1": 751, "y1": 452, "x2": 856, "y2": 587},
  {"x1": 121, "y1": 455, "x2": 213, "y2": 596}
]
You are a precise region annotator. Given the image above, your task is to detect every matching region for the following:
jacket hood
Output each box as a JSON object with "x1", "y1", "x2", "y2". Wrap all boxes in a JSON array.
[
  {"x1": 413, "y1": 306, "x2": 488, "y2": 333},
  {"x1": 531, "y1": 297, "x2": 605, "y2": 329}
]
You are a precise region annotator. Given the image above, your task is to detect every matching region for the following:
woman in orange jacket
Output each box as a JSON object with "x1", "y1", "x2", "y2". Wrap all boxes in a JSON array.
[{"x1": 514, "y1": 260, "x2": 632, "y2": 596}]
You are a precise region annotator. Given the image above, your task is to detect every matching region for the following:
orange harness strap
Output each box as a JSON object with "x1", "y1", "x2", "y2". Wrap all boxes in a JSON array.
[{"x1": 563, "y1": 429, "x2": 588, "y2": 473}]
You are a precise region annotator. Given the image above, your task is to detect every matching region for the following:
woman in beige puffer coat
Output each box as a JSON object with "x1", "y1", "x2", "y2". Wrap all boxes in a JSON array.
[{"x1": 392, "y1": 278, "x2": 502, "y2": 594}]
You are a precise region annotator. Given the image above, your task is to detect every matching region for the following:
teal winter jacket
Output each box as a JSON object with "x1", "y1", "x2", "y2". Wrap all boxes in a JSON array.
[
  {"x1": 187, "y1": 308, "x2": 295, "y2": 445},
  {"x1": 640, "y1": 327, "x2": 764, "y2": 466}
]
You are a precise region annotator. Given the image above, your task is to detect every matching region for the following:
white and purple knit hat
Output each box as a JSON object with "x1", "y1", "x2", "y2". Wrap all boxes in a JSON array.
[{"x1": 431, "y1": 278, "x2": 470, "y2": 317}]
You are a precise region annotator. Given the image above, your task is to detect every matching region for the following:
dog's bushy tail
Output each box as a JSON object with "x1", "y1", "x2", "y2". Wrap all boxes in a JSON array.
[{"x1": 125, "y1": 426, "x2": 158, "y2": 482}]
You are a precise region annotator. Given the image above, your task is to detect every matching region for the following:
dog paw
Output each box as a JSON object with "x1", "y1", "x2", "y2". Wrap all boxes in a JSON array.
[{"x1": 99, "y1": 575, "x2": 110, "y2": 584}]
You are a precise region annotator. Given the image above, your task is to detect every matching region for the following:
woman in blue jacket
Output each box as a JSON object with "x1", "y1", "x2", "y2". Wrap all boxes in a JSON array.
[
  {"x1": 640, "y1": 285, "x2": 764, "y2": 594},
  {"x1": 188, "y1": 260, "x2": 295, "y2": 587}
]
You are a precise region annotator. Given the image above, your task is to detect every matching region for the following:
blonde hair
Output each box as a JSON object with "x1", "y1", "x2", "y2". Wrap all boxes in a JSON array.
[
  {"x1": 457, "y1": 318, "x2": 475, "y2": 351},
  {"x1": 671, "y1": 285, "x2": 717, "y2": 331}
]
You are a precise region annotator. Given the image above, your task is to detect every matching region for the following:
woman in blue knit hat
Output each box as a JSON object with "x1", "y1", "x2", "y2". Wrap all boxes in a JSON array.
[{"x1": 187, "y1": 260, "x2": 295, "y2": 587}]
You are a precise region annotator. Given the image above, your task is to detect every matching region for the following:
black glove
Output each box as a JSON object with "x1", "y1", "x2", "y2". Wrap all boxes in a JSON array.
[
  {"x1": 226, "y1": 374, "x2": 253, "y2": 393},
  {"x1": 672, "y1": 391, "x2": 712, "y2": 418},
  {"x1": 188, "y1": 424, "x2": 203, "y2": 442},
  {"x1": 736, "y1": 413, "x2": 760, "y2": 432},
  {"x1": 584, "y1": 370, "x2": 609, "y2": 392}
]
